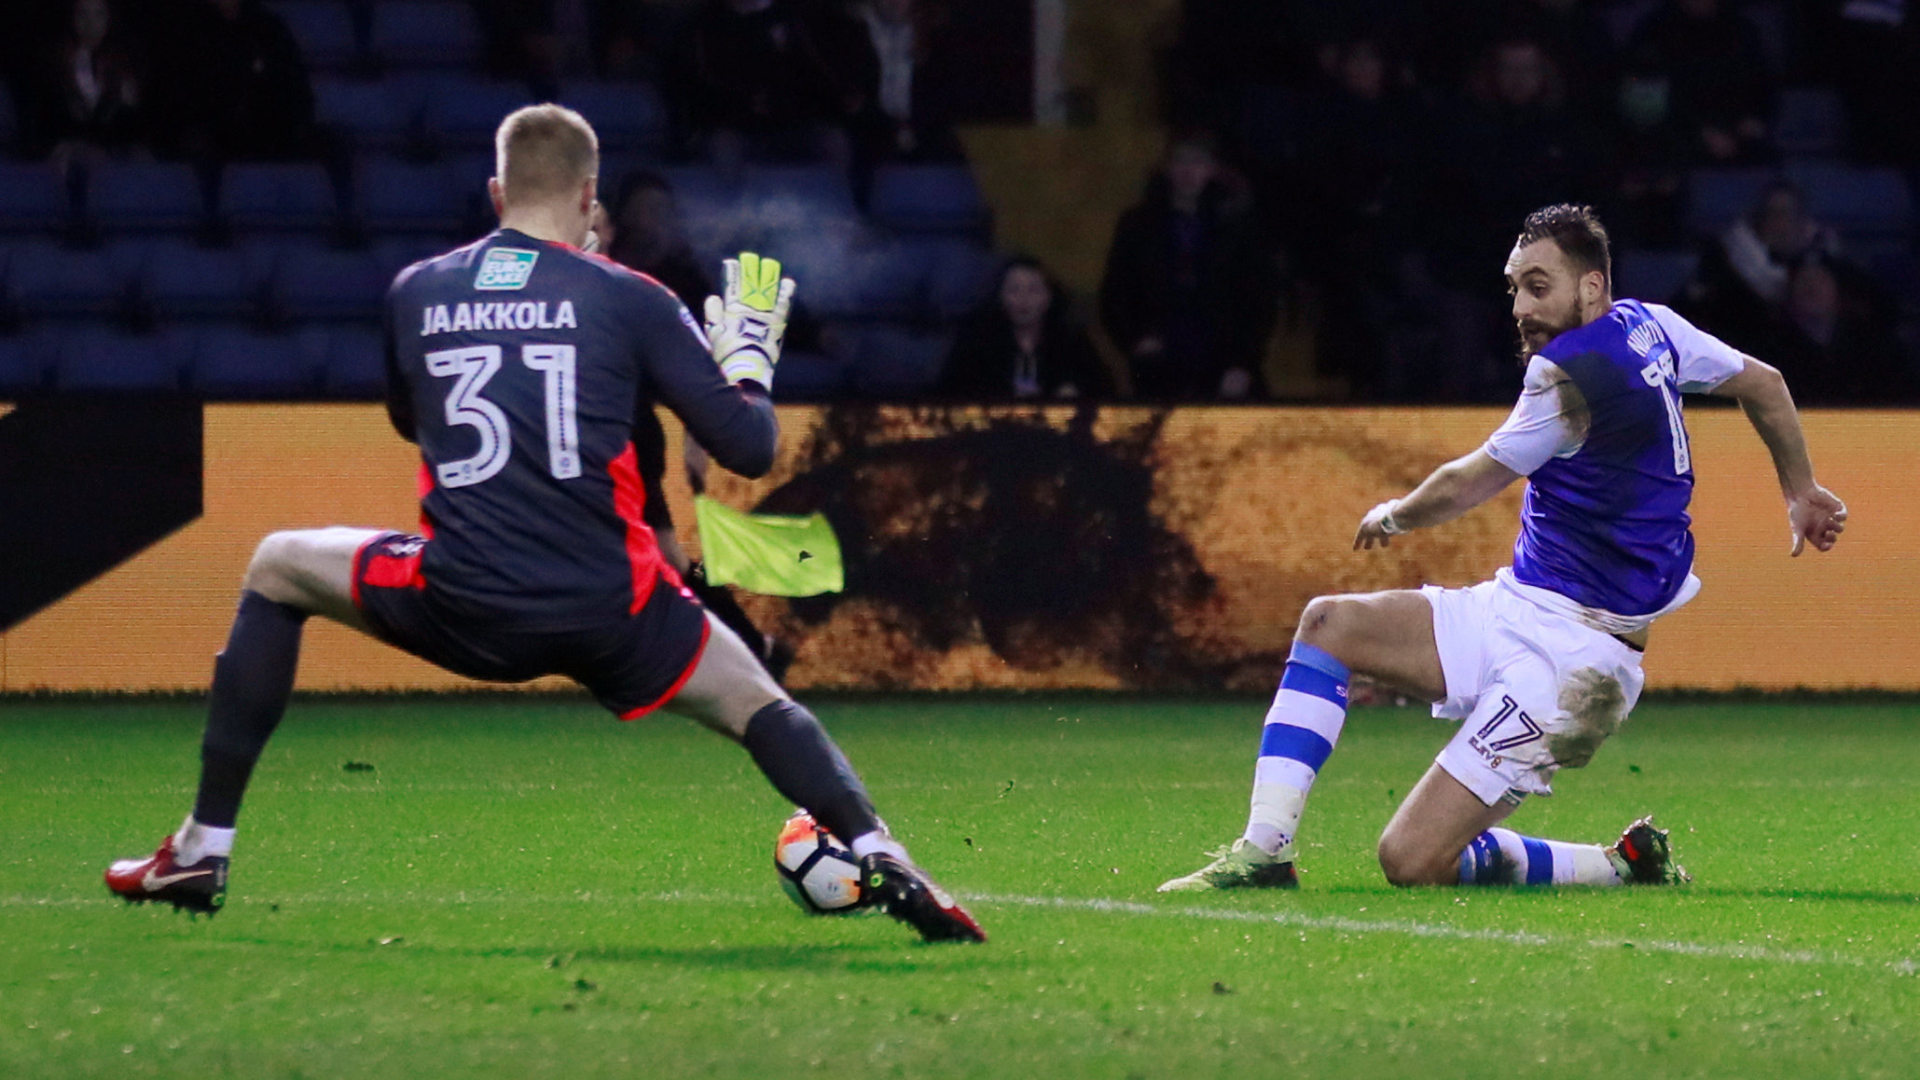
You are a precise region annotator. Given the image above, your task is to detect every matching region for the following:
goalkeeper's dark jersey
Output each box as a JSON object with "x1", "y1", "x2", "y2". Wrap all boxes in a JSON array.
[{"x1": 383, "y1": 228, "x2": 776, "y2": 630}]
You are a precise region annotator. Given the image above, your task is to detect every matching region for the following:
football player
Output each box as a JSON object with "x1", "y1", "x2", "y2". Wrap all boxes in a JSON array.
[
  {"x1": 1161, "y1": 204, "x2": 1847, "y2": 892},
  {"x1": 106, "y1": 105, "x2": 983, "y2": 943}
]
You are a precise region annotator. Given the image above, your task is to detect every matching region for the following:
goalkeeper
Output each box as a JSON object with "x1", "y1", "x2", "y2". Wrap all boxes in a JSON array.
[{"x1": 104, "y1": 104, "x2": 983, "y2": 944}]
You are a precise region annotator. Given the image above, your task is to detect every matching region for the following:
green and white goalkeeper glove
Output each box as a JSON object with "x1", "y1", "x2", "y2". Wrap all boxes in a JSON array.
[{"x1": 704, "y1": 252, "x2": 795, "y2": 392}]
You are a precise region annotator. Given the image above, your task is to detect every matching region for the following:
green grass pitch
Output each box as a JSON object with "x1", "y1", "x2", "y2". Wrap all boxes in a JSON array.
[{"x1": 5, "y1": 695, "x2": 1920, "y2": 1079}]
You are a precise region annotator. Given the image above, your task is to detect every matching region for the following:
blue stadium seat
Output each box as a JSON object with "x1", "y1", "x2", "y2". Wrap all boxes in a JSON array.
[
  {"x1": 359, "y1": 156, "x2": 461, "y2": 233},
  {"x1": 744, "y1": 165, "x2": 861, "y2": 236},
  {"x1": 3, "y1": 240, "x2": 133, "y2": 318},
  {"x1": 51, "y1": 324, "x2": 188, "y2": 391},
  {"x1": 87, "y1": 161, "x2": 204, "y2": 232},
  {"x1": 1686, "y1": 168, "x2": 1778, "y2": 236},
  {"x1": 658, "y1": 166, "x2": 749, "y2": 265},
  {"x1": 850, "y1": 324, "x2": 953, "y2": 397},
  {"x1": 1786, "y1": 161, "x2": 1913, "y2": 238},
  {"x1": 188, "y1": 324, "x2": 328, "y2": 397},
  {"x1": 0, "y1": 163, "x2": 74, "y2": 233},
  {"x1": 270, "y1": 0, "x2": 359, "y2": 70},
  {"x1": 269, "y1": 244, "x2": 388, "y2": 320},
  {"x1": 315, "y1": 76, "x2": 417, "y2": 148},
  {"x1": 372, "y1": 236, "x2": 452, "y2": 281},
  {"x1": 222, "y1": 162, "x2": 336, "y2": 231},
  {"x1": 560, "y1": 81, "x2": 670, "y2": 150},
  {"x1": 922, "y1": 239, "x2": 1001, "y2": 321},
  {"x1": 0, "y1": 329, "x2": 54, "y2": 394},
  {"x1": 323, "y1": 323, "x2": 387, "y2": 397},
  {"x1": 130, "y1": 239, "x2": 270, "y2": 319},
  {"x1": 374, "y1": 2, "x2": 482, "y2": 68},
  {"x1": 869, "y1": 164, "x2": 990, "y2": 235},
  {"x1": 421, "y1": 76, "x2": 540, "y2": 148},
  {"x1": 1614, "y1": 248, "x2": 1700, "y2": 304},
  {"x1": 775, "y1": 236, "x2": 904, "y2": 320},
  {"x1": 1773, "y1": 87, "x2": 1848, "y2": 157}
]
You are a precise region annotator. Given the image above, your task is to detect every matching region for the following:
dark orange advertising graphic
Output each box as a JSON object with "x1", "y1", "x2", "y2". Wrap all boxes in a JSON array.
[{"x1": 1, "y1": 404, "x2": 1912, "y2": 692}]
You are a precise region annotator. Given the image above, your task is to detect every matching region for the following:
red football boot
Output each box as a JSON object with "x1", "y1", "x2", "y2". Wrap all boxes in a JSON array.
[
  {"x1": 858, "y1": 854, "x2": 986, "y2": 943},
  {"x1": 105, "y1": 836, "x2": 228, "y2": 915}
]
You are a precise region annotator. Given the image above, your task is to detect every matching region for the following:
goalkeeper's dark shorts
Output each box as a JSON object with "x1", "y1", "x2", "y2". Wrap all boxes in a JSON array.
[{"x1": 351, "y1": 531, "x2": 710, "y2": 719}]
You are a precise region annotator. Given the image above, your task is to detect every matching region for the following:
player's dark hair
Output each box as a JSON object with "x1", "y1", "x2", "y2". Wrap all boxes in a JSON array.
[{"x1": 1518, "y1": 203, "x2": 1610, "y2": 287}]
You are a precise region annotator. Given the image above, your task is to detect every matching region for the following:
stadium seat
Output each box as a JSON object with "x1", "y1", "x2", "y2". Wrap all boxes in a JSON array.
[
  {"x1": 1685, "y1": 168, "x2": 1778, "y2": 236},
  {"x1": 129, "y1": 239, "x2": 271, "y2": 320},
  {"x1": 1786, "y1": 161, "x2": 1913, "y2": 238},
  {"x1": 268, "y1": 244, "x2": 388, "y2": 320},
  {"x1": 421, "y1": 76, "x2": 540, "y2": 148},
  {"x1": 323, "y1": 323, "x2": 387, "y2": 397},
  {"x1": 0, "y1": 329, "x2": 54, "y2": 394},
  {"x1": 51, "y1": 324, "x2": 188, "y2": 391},
  {"x1": 868, "y1": 164, "x2": 990, "y2": 235},
  {"x1": 358, "y1": 156, "x2": 462, "y2": 233},
  {"x1": 86, "y1": 161, "x2": 205, "y2": 232},
  {"x1": 775, "y1": 235, "x2": 906, "y2": 321},
  {"x1": 1614, "y1": 248, "x2": 1700, "y2": 304},
  {"x1": 849, "y1": 323, "x2": 954, "y2": 397},
  {"x1": 187, "y1": 324, "x2": 328, "y2": 397},
  {"x1": 270, "y1": 0, "x2": 360, "y2": 70},
  {"x1": 0, "y1": 163, "x2": 75, "y2": 234},
  {"x1": 373, "y1": 2, "x2": 482, "y2": 68},
  {"x1": 315, "y1": 76, "x2": 418, "y2": 149},
  {"x1": 922, "y1": 240, "x2": 1001, "y2": 321},
  {"x1": 1773, "y1": 87, "x2": 1848, "y2": 158},
  {"x1": 222, "y1": 162, "x2": 337, "y2": 231},
  {"x1": 371, "y1": 236, "x2": 451, "y2": 281},
  {"x1": 3, "y1": 240, "x2": 134, "y2": 319},
  {"x1": 560, "y1": 82, "x2": 670, "y2": 151},
  {"x1": 658, "y1": 166, "x2": 749, "y2": 265},
  {"x1": 742, "y1": 165, "x2": 861, "y2": 235}
]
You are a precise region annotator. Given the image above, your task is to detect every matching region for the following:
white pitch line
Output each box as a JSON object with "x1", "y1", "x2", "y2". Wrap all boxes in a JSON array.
[
  {"x1": 14, "y1": 888, "x2": 1914, "y2": 975},
  {"x1": 977, "y1": 893, "x2": 1918, "y2": 974}
]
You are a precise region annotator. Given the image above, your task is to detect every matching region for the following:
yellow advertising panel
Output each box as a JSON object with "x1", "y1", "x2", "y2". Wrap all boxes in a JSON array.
[{"x1": 0, "y1": 404, "x2": 1913, "y2": 692}]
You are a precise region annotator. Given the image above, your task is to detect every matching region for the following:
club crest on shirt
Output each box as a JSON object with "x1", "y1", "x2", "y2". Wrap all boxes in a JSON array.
[{"x1": 475, "y1": 248, "x2": 539, "y2": 291}]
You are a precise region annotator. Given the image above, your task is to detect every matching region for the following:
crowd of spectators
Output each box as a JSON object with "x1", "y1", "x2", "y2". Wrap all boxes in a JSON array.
[
  {"x1": 1160, "y1": 0, "x2": 1920, "y2": 403},
  {"x1": 2, "y1": 0, "x2": 1915, "y2": 404}
]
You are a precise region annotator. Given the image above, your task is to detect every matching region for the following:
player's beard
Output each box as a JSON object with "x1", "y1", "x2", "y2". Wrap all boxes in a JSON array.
[{"x1": 1516, "y1": 308, "x2": 1580, "y2": 362}]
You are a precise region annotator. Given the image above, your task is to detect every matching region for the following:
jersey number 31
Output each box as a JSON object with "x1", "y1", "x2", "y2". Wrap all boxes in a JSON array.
[{"x1": 425, "y1": 344, "x2": 579, "y2": 487}]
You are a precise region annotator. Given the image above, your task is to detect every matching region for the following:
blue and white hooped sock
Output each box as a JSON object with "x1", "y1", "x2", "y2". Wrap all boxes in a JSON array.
[
  {"x1": 1458, "y1": 827, "x2": 1624, "y2": 887},
  {"x1": 1242, "y1": 641, "x2": 1350, "y2": 857}
]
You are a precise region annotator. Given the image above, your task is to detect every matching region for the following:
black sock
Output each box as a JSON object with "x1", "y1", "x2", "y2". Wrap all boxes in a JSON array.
[
  {"x1": 192, "y1": 591, "x2": 308, "y2": 828},
  {"x1": 687, "y1": 562, "x2": 768, "y2": 660},
  {"x1": 742, "y1": 700, "x2": 881, "y2": 846}
]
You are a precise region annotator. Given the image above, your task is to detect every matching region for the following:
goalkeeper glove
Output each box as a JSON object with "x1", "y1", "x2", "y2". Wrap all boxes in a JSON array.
[{"x1": 704, "y1": 252, "x2": 795, "y2": 392}]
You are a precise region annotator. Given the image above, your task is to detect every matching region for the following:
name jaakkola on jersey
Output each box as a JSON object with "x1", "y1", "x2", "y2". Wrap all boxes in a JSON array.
[{"x1": 420, "y1": 300, "x2": 578, "y2": 336}]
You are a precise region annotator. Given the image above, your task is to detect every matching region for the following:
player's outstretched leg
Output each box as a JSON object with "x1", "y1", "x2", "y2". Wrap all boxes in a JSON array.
[
  {"x1": 1160, "y1": 592, "x2": 1442, "y2": 893},
  {"x1": 1451, "y1": 817, "x2": 1689, "y2": 886},
  {"x1": 1378, "y1": 766, "x2": 1690, "y2": 887},
  {"x1": 106, "y1": 528, "x2": 374, "y2": 914},
  {"x1": 668, "y1": 615, "x2": 985, "y2": 943}
]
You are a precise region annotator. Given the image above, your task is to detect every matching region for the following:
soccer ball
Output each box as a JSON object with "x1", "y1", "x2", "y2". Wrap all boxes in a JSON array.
[{"x1": 774, "y1": 810, "x2": 864, "y2": 914}]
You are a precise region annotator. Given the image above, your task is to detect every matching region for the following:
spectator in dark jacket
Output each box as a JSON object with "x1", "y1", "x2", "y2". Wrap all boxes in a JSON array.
[
  {"x1": 1101, "y1": 131, "x2": 1276, "y2": 400},
  {"x1": 941, "y1": 256, "x2": 1111, "y2": 401},
  {"x1": 30, "y1": 0, "x2": 150, "y2": 168},
  {"x1": 1622, "y1": 0, "x2": 1774, "y2": 165}
]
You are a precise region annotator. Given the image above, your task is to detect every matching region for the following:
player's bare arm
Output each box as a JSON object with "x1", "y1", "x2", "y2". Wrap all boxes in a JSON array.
[
  {"x1": 1353, "y1": 449, "x2": 1524, "y2": 550},
  {"x1": 1709, "y1": 355, "x2": 1847, "y2": 556}
]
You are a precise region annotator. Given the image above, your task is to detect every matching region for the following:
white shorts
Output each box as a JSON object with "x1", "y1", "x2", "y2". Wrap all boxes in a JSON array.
[{"x1": 1422, "y1": 578, "x2": 1646, "y2": 806}]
